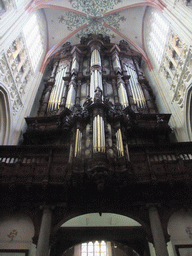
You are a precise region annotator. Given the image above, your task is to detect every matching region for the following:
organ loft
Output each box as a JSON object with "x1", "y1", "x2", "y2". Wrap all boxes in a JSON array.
[{"x1": 1, "y1": 34, "x2": 192, "y2": 256}]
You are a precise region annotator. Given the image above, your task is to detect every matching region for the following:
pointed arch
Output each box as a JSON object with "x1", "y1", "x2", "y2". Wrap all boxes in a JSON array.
[
  {"x1": 185, "y1": 84, "x2": 192, "y2": 141},
  {"x1": 39, "y1": 23, "x2": 88, "y2": 73},
  {"x1": 0, "y1": 83, "x2": 11, "y2": 145},
  {"x1": 103, "y1": 1, "x2": 166, "y2": 16}
]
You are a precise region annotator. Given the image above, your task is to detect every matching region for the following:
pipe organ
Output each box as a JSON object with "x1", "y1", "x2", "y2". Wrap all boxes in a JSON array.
[{"x1": 25, "y1": 35, "x2": 170, "y2": 183}]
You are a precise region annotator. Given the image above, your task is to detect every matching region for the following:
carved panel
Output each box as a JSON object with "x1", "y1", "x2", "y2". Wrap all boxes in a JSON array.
[
  {"x1": 160, "y1": 32, "x2": 190, "y2": 108},
  {"x1": 0, "y1": 51, "x2": 23, "y2": 115}
]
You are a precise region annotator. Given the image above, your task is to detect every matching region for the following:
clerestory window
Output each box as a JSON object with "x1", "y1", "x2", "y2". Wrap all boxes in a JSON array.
[
  {"x1": 148, "y1": 11, "x2": 169, "y2": 64},
  {"x1": 23, "y1": 13, "x2": 43, "y2": 70}
]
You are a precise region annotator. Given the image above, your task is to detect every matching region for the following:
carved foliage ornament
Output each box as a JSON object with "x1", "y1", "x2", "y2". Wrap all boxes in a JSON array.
[
  {"x1": 68, "y1": 0, "x2": 122, "y2": 17},
  {"x1": 160, "y1": 32, "x2": 190, "y2": 109},
  {"x1": 58, "y1": 10, "x2": 126, "y2": 39},
  {"x1": 0, "y1": 52, "x2": 23, "y2": 115}
]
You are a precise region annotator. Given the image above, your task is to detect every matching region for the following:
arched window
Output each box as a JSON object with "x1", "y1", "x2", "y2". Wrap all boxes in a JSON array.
[
  {"x1": 81, "y1": 241, "x2": 107, "y2": 256},
  {"x1": 147, "y1": 10, "x2": 169, "y2": 64},
  {"x1": 23, "y1": 13, "x2": 44, "y2": 70},
  {"x1": 0, "y1": 87, "x2": 10, "y2": 145}
]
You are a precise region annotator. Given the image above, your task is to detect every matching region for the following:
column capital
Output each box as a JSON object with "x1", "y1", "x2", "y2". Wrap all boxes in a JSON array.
[
  {"x1": 40, "y1": 205, "x2": 55, "y2": 211},
  {"x1": 146, "y1": 203, "x2": 161, "y2": 210}
]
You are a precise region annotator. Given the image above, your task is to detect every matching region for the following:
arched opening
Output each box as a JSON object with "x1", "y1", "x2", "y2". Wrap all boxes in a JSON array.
[
  {"x1": 185, "y1": 84, "x2": 192, "y2": 141},
  {"x1": 0, "y1": 86, "x2": 11, "y2": 145},
  {"x1": 62, "y1": 241, "x2": 140, "y2": 256},
  {"x1": 144, "y1": 7, "x2": 170, "y2": 69},
  {"x1": 51, "y1": 213, "x2": 150, "y2": 256}
]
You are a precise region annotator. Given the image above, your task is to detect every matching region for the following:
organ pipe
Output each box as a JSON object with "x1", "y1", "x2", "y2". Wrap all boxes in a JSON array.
[
  {"x1": 116, "y1": 129, "x2": 124, "y2": 157},
  {"x1": 90, "y1": 48, "x2": 103, "y2": 99},
  {"x1": 74, "y1": 128, "x2": 82, "y2": 157},
  {"x1": 90, "y1": 69, "x2": 103, "y2": 99},
  {"x1": 112, "y1": 55, "x2": 121, "y2": 72},
  {"x1": 91, "y1": 49, "x2": 101, "y2": 66},
  {"x1": 66, "y1": 78, "x2": 76, "y2": 109},
  {"x1": 71, "y1": 57, "x2": 79, "y2": 72},
  {"x1": 47, "y1": 66, "x2": 67, "y2": 113},
  {"x1": 118, "y1": 82, "x2": 129, "y2": 108},
  {"x1": 93, "y1": 115, "x2": 105, "y2": 153},
  {"x1": 125, "y1": 66, "x2": 146, "y2": 109}
]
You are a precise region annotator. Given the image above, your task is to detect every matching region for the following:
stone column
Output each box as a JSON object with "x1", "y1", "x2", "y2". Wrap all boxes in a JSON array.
[
  {"x1": 36, "y1": 206, "x2": 53, "y2": 256},
  {"x1": 148, "y1": 205, "x2": 169, "y2": 256}
]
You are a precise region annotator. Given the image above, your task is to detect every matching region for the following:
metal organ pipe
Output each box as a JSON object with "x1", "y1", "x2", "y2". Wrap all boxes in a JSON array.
[
  {"x1": 91, "y1": 49, "x2": 101, "y2": 66},
  {"x1": 90, "y1": 69, "x2": 103, "y2": 98},
  {"x1": 90, "y1": 49, "x2": 103, "y2": 99},
  {"x1": 47, "y1": 66, "x2": 67, "y2": 113},
  {"x1": 71, "y1": 57, "x2": 79, "y2": 71},
  {"x1": 116, "y1": 129, "x2": 124, "y2": 157},
  {"x1": 125, "y1": 66, "x2": 146, "y2": 109},
  {"x1": 74, "y1": 128, "x2": 82, "y2": 157},
  {"x1": 118, "y1": 82, "x2": 129, "y2": 108},
  {"x1": 66, "y1": 79, "x2": 76, "y2": 109},
  {"x1": 112, "y1": 55, "x2": 121, "y2": 72},
  {"x1": 93, "y1": 115, "x2": 105, "y2": 153},
  {"x1": 66, "y1": 55, "x2": 79, "y2": 109}
]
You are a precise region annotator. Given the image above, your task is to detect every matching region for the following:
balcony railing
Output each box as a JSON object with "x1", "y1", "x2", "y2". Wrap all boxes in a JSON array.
[{"x1": 0, "y1": 142, "x2": 192, "y2": 185}]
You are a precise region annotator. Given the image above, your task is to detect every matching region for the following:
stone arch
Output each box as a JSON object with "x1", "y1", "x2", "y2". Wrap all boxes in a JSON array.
[
  {"x1": 0, "y1": 84, "x2": 11, "y2": 145},
  {"x1": 185, "y1": 84, "x2": 192, "y2": 141},
  {"x1": 51, "y1": 212, "x2": 151, "y2": 256},
  {"x1": 53, "y1": 209, "x2": 151, "y2": 236}
]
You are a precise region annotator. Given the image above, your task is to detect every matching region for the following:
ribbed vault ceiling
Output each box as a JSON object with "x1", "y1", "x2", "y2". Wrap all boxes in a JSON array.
[{"x1": 27, "y1": 0, "x2": 166, "y2": 70}]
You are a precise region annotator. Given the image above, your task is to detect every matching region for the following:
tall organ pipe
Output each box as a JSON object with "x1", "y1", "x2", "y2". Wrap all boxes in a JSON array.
[
  {"x1": 125, "y1": 66, "x2": 146, "y2": 109},
  {"x1": 118, "y1": 82, "x2": 129, "y2": 108},
  {"x1": 65, "y1": 53, "x2": 80, "y2": 109},
  {"x1": 91, "y1": 49, "x2": 101, "y2": 66},
  {"x1": 66, "y1": 78, "x2": 76, "y2": 109},
  {"x1": 112, "y1": 55, "x2": 121, "y2": 72},
  {"x1": 116, "y1": 129, "x2": 124, "y2": 157},
  {"x1": 74, "y1": 128, "x2": 82, "y2": 157},
  {"x1": 90, "y1": 49, "x2": 103, "y2": 99},
  {"x1": 93, "y1": 115, "x2": 105, "y2": 153},
  {"x1": 47, "y1": 66, "x2": 67, "y2": 113}
]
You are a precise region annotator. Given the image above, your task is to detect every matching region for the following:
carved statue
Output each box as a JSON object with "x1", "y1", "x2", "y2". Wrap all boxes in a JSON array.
[
  {"x1": 83, "y1": 95, "x2": 92, "y2": 108},
  {"x1": 94, "y1": 86, "x2": 102, "y2": 102}
]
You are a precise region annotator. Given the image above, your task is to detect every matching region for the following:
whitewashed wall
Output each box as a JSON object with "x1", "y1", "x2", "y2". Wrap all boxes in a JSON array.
[
  {"x1": 0, "y1": 213, "x2": 36, "y2": 256},
  {"x1": 168, "y1": 210, "x2": 192, "y2": 255},
  {"x1": 0, "y1": 1, "x2": 47, "y2": 145},
  {"x1": 143, "y1": 3, "x2": 192, "y2": 142}
]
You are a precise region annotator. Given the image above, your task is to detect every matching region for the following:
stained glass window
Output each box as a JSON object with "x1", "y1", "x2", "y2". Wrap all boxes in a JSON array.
[{"x1": 81, "y1": 241, "x2": 107, "y2": 256}]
